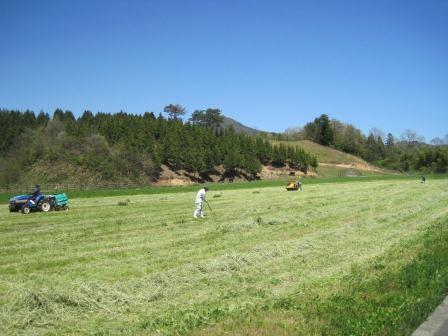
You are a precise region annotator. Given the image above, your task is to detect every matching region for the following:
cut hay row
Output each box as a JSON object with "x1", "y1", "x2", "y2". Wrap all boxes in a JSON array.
[{"x1": 0, "y1": 178, "x2": 447, "y2": 335}]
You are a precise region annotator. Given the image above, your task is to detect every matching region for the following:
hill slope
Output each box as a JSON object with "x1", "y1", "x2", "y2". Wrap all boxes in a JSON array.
[
  {"x1": 216, "y1": 115, "x2": 385, "y2": 177},
  {"x1": 216, "y1": 116, "x2": 385, "y2": 177},
  {"x1": 219, "y1": 116, "x2": 264, "y2": 135},
  {"x1": 273, "y1": 140, "x2": 385, "y2": 177}
]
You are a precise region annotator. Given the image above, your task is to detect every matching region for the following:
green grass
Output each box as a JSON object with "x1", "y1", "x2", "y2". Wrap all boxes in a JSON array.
[
  {"x1": 272, "y1": 139, "x2": 371, "y2": 165},
  {"x1": 1, "y1": 177, "x2": 448, "y2": 335},
  {"x1": 315, "y1": 164, "x2": 383, "y2": 178},
  {"x1": 191, "y1": 220, "x2": 448, "y2": 336},
  {"x1": 0, "y1": 174, "x2": 438, "y2": 204},
  {"x1": 272, "y1": 139, "x2": 389, "y2": 177}
]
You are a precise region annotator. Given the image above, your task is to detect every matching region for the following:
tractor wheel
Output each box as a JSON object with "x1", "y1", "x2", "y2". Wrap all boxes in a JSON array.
[
  {"x1": 21, "y1": 205, "x2": 31, "y2": 214},
  {"x1": 63, "y1": 205, "x2": 69, "y2": 211},
  {"x1": 40, "y1": 201, "x2": 51, "y2": 212}
]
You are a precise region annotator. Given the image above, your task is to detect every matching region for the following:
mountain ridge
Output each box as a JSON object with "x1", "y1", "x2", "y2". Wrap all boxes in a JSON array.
[{"x1": 219, "y1": 116, "x2": 266, "y2": 135}]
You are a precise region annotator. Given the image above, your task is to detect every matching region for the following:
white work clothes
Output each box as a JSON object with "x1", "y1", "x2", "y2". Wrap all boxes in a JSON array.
[
  {"x1": 195, "y1": 188, "x2": 207, "y2": 204},
  {"x1": 194, "y1": 202, "x2": 204, "y2": 218},
  {"x1": 193, "y1": 188, "x2": 207, "y2": 218}
]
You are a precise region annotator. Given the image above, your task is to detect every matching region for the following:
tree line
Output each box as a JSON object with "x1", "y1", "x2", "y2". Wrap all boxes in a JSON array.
[
  {"x1": 0, "y1": 108, "x2": 317, "y2": 185},
  {"x1": 282, "y1": 114, "x2": 448, "y2": 173}
]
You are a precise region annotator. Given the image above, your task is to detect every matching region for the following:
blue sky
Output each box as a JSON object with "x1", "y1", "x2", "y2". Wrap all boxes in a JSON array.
[{"x1": 1, "y1": 0, "x2": 447, "y2": 141}]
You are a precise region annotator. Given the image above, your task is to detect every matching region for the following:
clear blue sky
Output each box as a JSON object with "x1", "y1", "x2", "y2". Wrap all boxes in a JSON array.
[{"x1": 1, "y1": 0, "x2": 447, "y2": 141}]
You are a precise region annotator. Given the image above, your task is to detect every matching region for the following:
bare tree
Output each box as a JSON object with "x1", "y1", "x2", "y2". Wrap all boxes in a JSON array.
[
  {"x1": 430, "y1": 137, "x2": 444, "y2": 145},
  {"x1": 284, "y1": 126, "x2": 303, "y2": 135},
  {"x1": 369, "y1": 127, "x2": 385, "y2": 142},
  {"x1": 400, "y1": 129, "x2": 425, "y2": 145}
]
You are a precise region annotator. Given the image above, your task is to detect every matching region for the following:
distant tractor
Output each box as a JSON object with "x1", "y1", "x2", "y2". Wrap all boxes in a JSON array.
[
  {"x1": 286, "y1": 181, "x2": 302, "y2": 191},
  {"x1": 9, "y1": 193, "x2": 69, "y2": 214}
]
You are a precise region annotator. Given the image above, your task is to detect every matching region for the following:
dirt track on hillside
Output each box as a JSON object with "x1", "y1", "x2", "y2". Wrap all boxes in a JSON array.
[{"x1": 318, "y1": 162, "x2": 385, "y2": 173}]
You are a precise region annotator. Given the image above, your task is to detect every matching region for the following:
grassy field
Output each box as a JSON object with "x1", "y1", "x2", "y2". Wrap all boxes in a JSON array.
[
  {"x1": 313, "y1": 164, "x2": 381, "y2": 178},
  {"x1": 271, "y1": 139, "x2": 388, "y2": 177},
  {"x1": 1, "y1": 177, "x2": 448, "y2": 335},
  {"x1": 272, "y1": 140, "x2": 371, "y2": 165},
  {"x1": 0, "y1": 174, "x2": 434, "y2": 204}
]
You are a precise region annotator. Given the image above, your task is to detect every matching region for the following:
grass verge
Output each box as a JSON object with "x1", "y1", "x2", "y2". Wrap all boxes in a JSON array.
[{"x1": 190, "y1": 219, "x2": 448, "y2": 335}]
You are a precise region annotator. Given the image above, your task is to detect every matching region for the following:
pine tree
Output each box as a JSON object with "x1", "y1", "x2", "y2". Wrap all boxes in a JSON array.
[
  {"x1": 386, "y1": 133, "x2": 395, "y2": 147},
  {"x1": 163, "y1": 104, "x2": 186, "y2": 121},
  {"x1": 37, "y1": 111, "x2": 50, "y2": 126}
]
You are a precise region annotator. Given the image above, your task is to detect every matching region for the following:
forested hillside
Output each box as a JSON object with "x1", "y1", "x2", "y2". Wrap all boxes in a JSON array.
[
  {"x1": 282, "y1": 114, "x2": 448, "y2": 173},
  {"x1": 0, "y1": 109, "x2": 317, "y2": 186}
]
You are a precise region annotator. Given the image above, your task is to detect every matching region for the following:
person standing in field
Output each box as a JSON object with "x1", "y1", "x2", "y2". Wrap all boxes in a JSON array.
[{"x1": 193, "y1": 186, "x2": 209, "y2": 218}]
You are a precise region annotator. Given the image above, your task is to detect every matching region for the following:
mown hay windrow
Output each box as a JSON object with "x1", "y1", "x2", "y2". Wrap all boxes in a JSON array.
[{"x1": 1, "y1": 179, "x2": 447, "y2": 335}]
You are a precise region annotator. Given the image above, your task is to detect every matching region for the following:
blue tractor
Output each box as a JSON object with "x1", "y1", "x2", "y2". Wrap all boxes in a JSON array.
[{"x1": 9, "y1": 193, "x2": 69, "y2": 214}]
